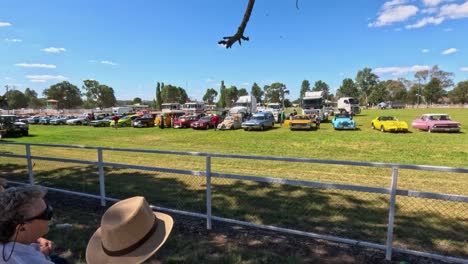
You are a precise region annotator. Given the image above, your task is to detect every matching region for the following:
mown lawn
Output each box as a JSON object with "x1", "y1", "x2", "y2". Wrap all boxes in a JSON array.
[{"x1": 1, "y1": 107, "x2": 467, "y2": 262}]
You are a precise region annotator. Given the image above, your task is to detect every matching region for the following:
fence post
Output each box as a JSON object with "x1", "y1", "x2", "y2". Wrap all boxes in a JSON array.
[
  {"x1": 206, "y1": 155, "x2": 212, "y2": 230},
  {"x1": 385, "y1": 166, "x2": 398, "y2": 261},
  {"x1": 98, "y1": 148, "x2": 106, "y2": 207},
  {"x1": 25, "y1": 144, "x2": 34, "y2": 185}
]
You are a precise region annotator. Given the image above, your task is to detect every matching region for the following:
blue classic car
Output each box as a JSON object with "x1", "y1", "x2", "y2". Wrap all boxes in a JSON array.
[
  {"x1": 241, "y1": 112, "x2": 275, "y2": 131},
  {"x1": 332, "y1": 113, "x2": 356, "y2": 130}
]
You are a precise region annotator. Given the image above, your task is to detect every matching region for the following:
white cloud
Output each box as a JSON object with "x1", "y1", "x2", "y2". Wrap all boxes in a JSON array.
[
  {"x1": 444, "y1": 27, "x2": 453, "y2": 31},
  {"x1": 369, "y1": 5, "x2": 419, "y2": 27},
  {"x1": 460, "y1": 67, "x2": 468, "y2": 71},
  {"x1": 422, "y1": 0, "x2": 444, "y2": 7},
  {"x1": 441, "y1": 48, "x2": 457, "y2": 54},
  {"x1": 383, "y1": 0, "x2": 408, "y2": 9},
  {"x1": 422, "y1": 49, "x2": 430, "y2": 53},
  {"x1": 26, "y1": 75, "x2": 67, "y2": 82},
  {"x1": 30, "y1": 79, "x2": 47, "y2": 83},
  {"x1": 5, "y1": 38, "x2": 22, "y2": 42},
  {"x1": 42, "y1": 47, "x2": 66, "y2": 53},
  {"x1": 0, "y1": 22, "x2": 12, "y2": 27},
  {"x1": 15, "y1": 63, "x2": 57, "y2": 69},
  {"x1": 421, "y1": 7, "x2": 439, "y2": 14},
  {"x1": 374, "y1": 65, "x2": 430, "y2": 75},
  {"x1": 100, "y1": 60, "x2": 117, "y2": 66},
  {"x1": 439, "y1": 1, "x2": 468, "y2": 19},
  {"x1": 241, "y1": 82, "x2": 250, "y2": 86},
  {"x1": 406, "y1": 16, "x2": 444, "y2": 28}
]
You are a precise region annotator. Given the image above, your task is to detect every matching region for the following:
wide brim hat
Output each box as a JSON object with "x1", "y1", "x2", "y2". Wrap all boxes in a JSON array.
[{"x1": 86, "y1": 196, "x2": 173, "y2": 264}]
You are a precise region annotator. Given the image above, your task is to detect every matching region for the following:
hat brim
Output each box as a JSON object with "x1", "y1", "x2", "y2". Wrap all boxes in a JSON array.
[{"x1": 86, "y1": 211, "x2": 173, "y2": 264}]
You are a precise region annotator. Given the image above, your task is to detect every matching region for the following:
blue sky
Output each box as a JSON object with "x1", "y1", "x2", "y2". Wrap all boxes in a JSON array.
[{"x1": 1, "y1": 0, "x2": 468, "y2": 101}]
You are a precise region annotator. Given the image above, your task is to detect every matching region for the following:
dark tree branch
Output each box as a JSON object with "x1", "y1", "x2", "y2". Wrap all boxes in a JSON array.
[{"x1": 218, "y1": 0, "x2": 255, "y2": 48}]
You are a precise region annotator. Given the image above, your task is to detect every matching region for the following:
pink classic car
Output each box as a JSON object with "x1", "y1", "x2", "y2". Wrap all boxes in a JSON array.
[{"x1": 411, "y1": 114, "x2": 461, "y2": 133}]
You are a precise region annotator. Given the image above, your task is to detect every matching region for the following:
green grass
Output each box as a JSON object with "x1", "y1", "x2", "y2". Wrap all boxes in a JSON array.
[{"x1": 1, "y1": 108, "x2": 467, "y2": 262}]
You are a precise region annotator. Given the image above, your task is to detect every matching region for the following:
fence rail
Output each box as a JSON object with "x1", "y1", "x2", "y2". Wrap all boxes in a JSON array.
[{"x1": 1, "y1": 141, "x2": 467, "y2": 263}]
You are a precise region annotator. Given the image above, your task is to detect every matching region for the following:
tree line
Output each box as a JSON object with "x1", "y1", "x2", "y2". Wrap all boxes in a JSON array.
[{"x1": 1, "y1": 65, "x2": 467, "y2": 111}]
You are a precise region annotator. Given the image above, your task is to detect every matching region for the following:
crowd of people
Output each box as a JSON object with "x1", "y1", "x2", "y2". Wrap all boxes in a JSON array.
[{"x1": 0, "y1": 179, "x2": 173, "y2": 264}]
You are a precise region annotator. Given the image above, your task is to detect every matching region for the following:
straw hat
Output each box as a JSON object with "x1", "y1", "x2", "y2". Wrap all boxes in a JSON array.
[{"x1": 86, "y1": 196, "x2": 173, "y2": 264}]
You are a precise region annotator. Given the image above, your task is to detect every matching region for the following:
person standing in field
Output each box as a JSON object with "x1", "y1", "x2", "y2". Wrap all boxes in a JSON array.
[
  {"x1": 212, "y1": 114, "x2": 219, "y2": 131},
  {"x1": 112, "y1": 115, "x2": 119, "y2": 129}
]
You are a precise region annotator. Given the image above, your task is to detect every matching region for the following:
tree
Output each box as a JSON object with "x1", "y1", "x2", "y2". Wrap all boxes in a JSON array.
[
  {"x1": 430, "y1": 65, "x2": 454, "y2": 89},
  {"x1": 217, "y1": 81, "x2": 227, "y2": 108},
  {"x1": 448, "y1": 81, "x2": 468, "y2": 104},
  {"x1": 385, "y1": 80, "x2": 407, "y2": 102},
  {"x1": 263, "y1": 82, "x2": 285, "y2": 103},
  {"x1": 238, "y1": 88, "x2": 248, "y2": 97},
  {"x1": 414, "y1": 70, "x2": 429, "y2": 105},
  {"x1": 312, "y1": 80, "x2": 330, "y2": 99},
  {"x1": 300, "y1": 80, "x2": 310, "y2": 100},
  {"x1": 356, "y1": 67, "x2": 379, "y2": 105},
  {"x1": 368, "y1": 82, "x2": 389, "y2": 105},
  {"x1": 336, "y1": 78, "x2": 359, "y2": 98},
  {"x1": 43, "y1": 81, "x2": 82, "y2": 109},
  {"x1": 219, "y1": 0, "x2": 255, "y2": 48},
  {"x1": 132, "y1": 97, "x2": 142, "y2": 104},
  {"x1": 161, "y1": 84, "x2": 188, "y2": 104},
  {"x1": 202, "y1": 88, "x2": 218, "y2": 104},
  {"x1": 250, "y1": 82, "x2": 263, "y2": 104},
  {"x1": 5, "y1": 90, "x2": 28, "y2": 109},
  {"x1": 225, "y1": 86, "x2": 239, "y2": 107},
  {"x1": 155, "y1": 82, "x2": 162, "y2": 110},
  {"x1": 407, "y1": 84, "x2": 420, "y2": 105},
  {"x1": 24, "y1": 88, "x2": 43, "y2": 109},
  {"x1": 82, "y1": 80, "x2": 117, "y2": 109},
  {"x1": 423, "y1": 77, "x2": 445, "y2": 105}
]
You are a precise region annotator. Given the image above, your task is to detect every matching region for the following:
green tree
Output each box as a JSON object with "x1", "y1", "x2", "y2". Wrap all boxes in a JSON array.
[
  {"x1": 336, "y1": 78, "x2": 359, "y2": 98},
  {"x1": 368, "y1": 82, "x2": 389, "y2": 105},
  {"x1": 300, "y1": 80, "x2": 310, "y2": 100},
  {"x1": 5, "y1": 90, "x2": 28, "y2": 109},
  {"x1": 202, "y1": 88, "x2": 218, "y2": 104},
  {"x1": 82, "y1": 80, "x2": 117, "y2": 109},
  {"x1": 423, "y1": 77, "x2": 445, "y2": 105},
  {"x1": 238, "y1": 88, "x2": 248, "y2": 97},
  {"x1": 217, "y1": 80, "x2": 227, "y2": 108},
  {"x1": 448, "y1": 81, "x2": 468, "y2": 104},
  {"x1": 24, "y1": 88, "x2": 44, "y2": 109},
  {"x1": 430, "y1": 65, "x2": 454, "y2": 89},
  {"x1": 161, "y1": 84, "x2": 188, "y2": 104},
  {"x1": 312, "y1": 80, "x2": 330, "y2": 99},
  {"x1": 43, "y1": 81, "x2": 83, "y2": 109},
  {"x1": 263, "y1": 82, "x2": 285, "y2": 103},
  {"x1": 356, "y1": 67, "x2": 379, "y2": 105},
  {"x1": 385, "y1": 80, "x2": 407, "y2": 102},
  {"x1": 132, "y1": 97, "x2": 142, "y2": 104},
  {"x1": 407, "y1": 84, "x2": 420, "y2": 105},
  {"x1": 250, "y1": 82, "x2": 263, "y2": 104},
  {"x1": 155, "y1": 82, "x2": 162, "y2": 110},
  {"x1": 225, "y1": 86, "x2": 239, "y2": 107}
]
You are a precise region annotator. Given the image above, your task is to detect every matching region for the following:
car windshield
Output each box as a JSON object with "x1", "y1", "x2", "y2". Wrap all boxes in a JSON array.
[
  {"x1": 429, "y1": 115, "x2": 451, "y2": 121},
  {"x1": 294, "y1": 116, "x2": 310, "y2": 120},
  {"x1": 380, "y1": 116, "x2": 395, "y2": 121},
  {"x1": 252, "y1": 116, "x2": 265, "y2": 120},
  {"x1": 200, "y1": 116, "x2": 212, "y2": 121},
  {"x1": 336, "y1": 114, "x2": 350, "y2": 118}
]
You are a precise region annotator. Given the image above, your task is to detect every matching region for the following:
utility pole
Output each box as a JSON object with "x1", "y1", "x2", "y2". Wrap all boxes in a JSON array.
[{"x1": 4, "y1": 85, "x2": 9, "y2": 114}]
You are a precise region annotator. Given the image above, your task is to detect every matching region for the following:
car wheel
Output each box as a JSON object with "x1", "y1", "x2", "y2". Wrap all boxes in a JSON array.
[
  {"x1": 380, "y1": 126, "x2": 385, "y2": 132},
  {"x1": 230, "y1": 126, "x2": 234, "y2": 130},
  {"x1": 76, "y1": 121, "x2": 82, "y2": 125},
  {"x1": 260, "y1": 125, "x2": 264, "y2": 131},
  {"x1": 122, "y1": 123, "x2": 127, "y2": 127},
  {"x1": 23, "y1": 131, "x2": 29, "y2": 136},
  {"x1": 371, "y1": 123, "x2": 375, "y2": 129},
  {"x1": 101, "y1": 123, "x2": 106, "y2": 127},
  {"x1": 428, "y1": 126, "x2": 432, "y2": 133}
]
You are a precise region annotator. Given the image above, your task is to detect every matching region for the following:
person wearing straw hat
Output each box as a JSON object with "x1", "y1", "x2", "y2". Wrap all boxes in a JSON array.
[{"x1": 86, "y1": 196, "x2": 173, "y2": 264}]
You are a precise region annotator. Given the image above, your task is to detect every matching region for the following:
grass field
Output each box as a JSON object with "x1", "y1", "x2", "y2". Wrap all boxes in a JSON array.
[{"x1": 1, "y1": 108, "x2": 467, "y2": 262}]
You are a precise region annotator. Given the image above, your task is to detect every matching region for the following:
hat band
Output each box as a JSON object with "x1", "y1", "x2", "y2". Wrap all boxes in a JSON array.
[{"x1": 102, "y1": 216, "x2": 158, "y2": 257}]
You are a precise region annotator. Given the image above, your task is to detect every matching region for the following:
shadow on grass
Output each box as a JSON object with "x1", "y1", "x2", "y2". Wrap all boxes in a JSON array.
[{"x1": 1, "y1": 162, "x2": 466, "y2": 259}]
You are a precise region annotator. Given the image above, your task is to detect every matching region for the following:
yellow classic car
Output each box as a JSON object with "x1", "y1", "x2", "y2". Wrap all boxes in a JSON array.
[
  {"x1": 371, "y1": 116, "x2": 409, "y2": 132},
  {"x1": 289, "y1": 115, "x2": 313, "y2": 130}
]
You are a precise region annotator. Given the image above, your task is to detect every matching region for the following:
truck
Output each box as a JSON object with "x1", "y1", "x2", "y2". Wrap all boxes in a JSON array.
[
  {"x1": 301, "y1": 91, "x2": 329, "y2": 122},
  {"x1": 337, "y1": 97, "x2": 361, "y2": 114},
  {"x1": 229, "y1": 96, "x2": 257, "y2": 120},
  {"x1": 266, "y1": 103, "x2": 282, "y2": 123},
  {"x1": 112, "y1": 107, "x2": 133, "y2": 115}
]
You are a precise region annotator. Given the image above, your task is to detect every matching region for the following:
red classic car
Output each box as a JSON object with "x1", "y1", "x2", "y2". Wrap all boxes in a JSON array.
[
  {"x1": 173, "y1": 115, "x2": 200, "y2": 128},
  {"x1": 191, "y1": 116, "x2": 214, "y2": 129},
  {"x1": 411, "y1": 113, "x2": 461, "y2": 133}
]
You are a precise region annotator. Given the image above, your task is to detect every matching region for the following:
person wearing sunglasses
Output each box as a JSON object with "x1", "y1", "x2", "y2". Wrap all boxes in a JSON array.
[{"x1": 0, "y1": 186, "x2": 56, "y2": 264}]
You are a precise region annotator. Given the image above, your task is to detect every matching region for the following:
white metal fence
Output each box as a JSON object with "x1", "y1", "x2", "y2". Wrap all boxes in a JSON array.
[{"x1": 0, "y1": 142, "x2": 467, "y2": 263}]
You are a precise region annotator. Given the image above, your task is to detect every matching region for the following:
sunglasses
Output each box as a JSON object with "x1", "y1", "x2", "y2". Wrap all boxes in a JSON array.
[{"x1": 24, "y1": 204, "x2": 54, "y2": 222}]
